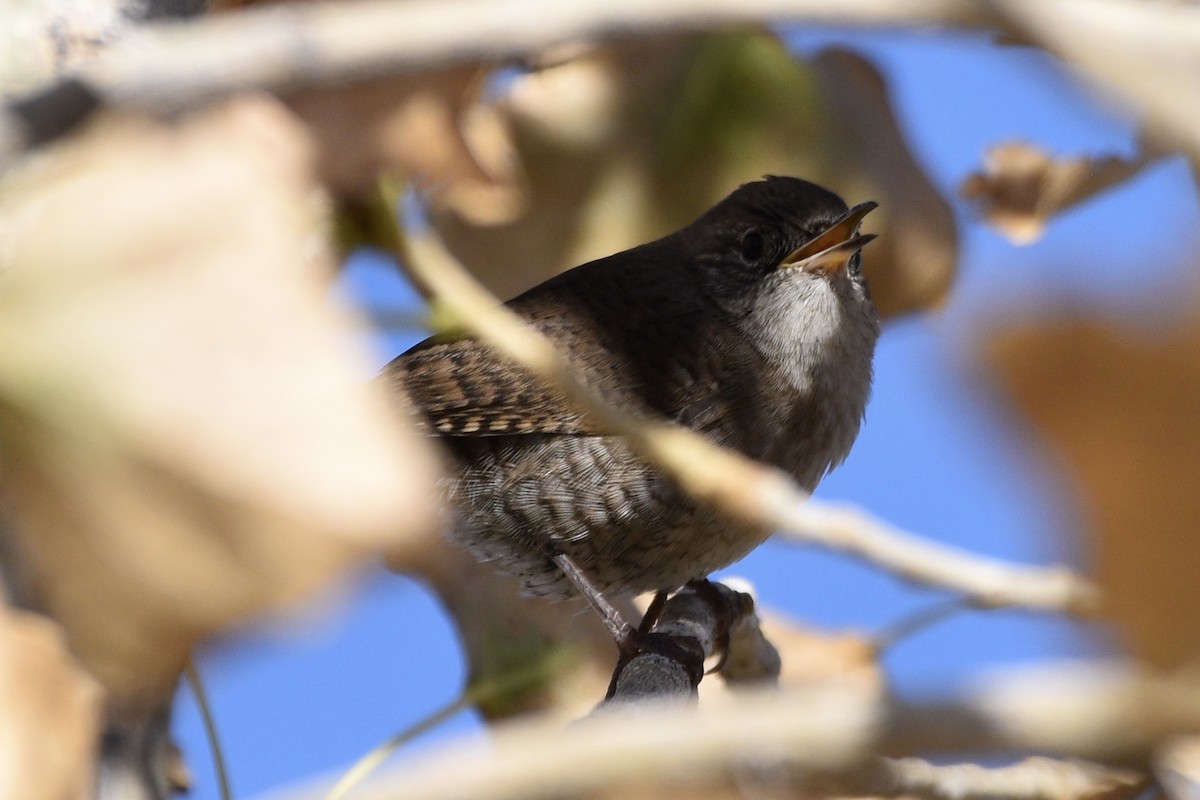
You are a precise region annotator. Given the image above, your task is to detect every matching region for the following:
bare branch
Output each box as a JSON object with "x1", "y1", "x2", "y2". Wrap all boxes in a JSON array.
[
  {"x1": 299, "y1": 685, "x2": 879, "y2": 800},
  {"x1": 771, "y1": 502, "x2": 1099, "y2": 614},
  {"x1": 402, "y1": 234, "x2": 1100, "y2": 616},
  {"x1": 846, "y1": 755, "x2": 1145, "y2": 800},
  {"x1": 1, "y1": 0, "x2": 1006, "y2": 162},
  {"x1": 278, "y1": 664, "x2": 1195, "y2": 800},
  {"x1": 81, "y1": 0, "x2": 1005, "y2": 106}
]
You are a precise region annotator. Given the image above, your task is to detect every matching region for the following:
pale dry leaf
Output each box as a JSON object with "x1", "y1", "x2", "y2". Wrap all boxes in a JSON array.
[
  {"x1": 961, "y1": 140, "x2": 1153, "y2": 244},
  {"x1": 0, "y1": 95, "x2": 442, "y2": 711},
  {"x1": 1157, "y1": 735, "x2": 1200, "y2": 800},
  {"x1": 702, "y1": 609, "x2": 884, "y2": 707},
  {"x1": 206, "y1": 0, "x2": 521, "y2": 222},
  {"x1": 812, "y1": 47, "x2": 959, "y2": 317},
  {"x1": 286, "y1": 69, "x2": 523, "y2": 224},
  {"x1": 432, "y1": 31, "x2": 832, "y2": 300},
  {"x1": 986, "y1": 314, "x2": 1200, "y2": 669},
  {"x1": 0, "y1": 608, "x2": 103, "y2": 800},
  {"x1": 432, "y1": 34, "x2": 956, "y2": 319}
]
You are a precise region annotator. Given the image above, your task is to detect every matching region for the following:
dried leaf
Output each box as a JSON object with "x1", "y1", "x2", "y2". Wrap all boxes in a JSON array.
[
  {"x1": 206, "y1": 0, "x2": 520, "y2": 222},
  {"x1": 987, "y1": 315, "x2": 1200, "y2": 669},
  {"x1": 431, "y1": 34, "x2": 956, "y2": 319},
  {"x1": 1158, "y1": 735, "x2": 1200, "y2": 800},
  {"x1": 812, "y1": 47, "x2": 958, "y2": 316},
  {"x1": 0, "y1": 609, "x2": 102, "y2": 800},
  {"x1": 701, "y1": 609, "x2": 884, "y2": 705},
  {"x1": 0, "y1": 96, "x2": 442, "y2": 711},
  {"x1": 434, "y1": 32, "x2": 790, "y2": 300},
  {"x1": 961, "y1": 141, "x2": 1153, "y2": 244},
  {"x1": 286, "y1": 70, "x2": 522, "y2": 224}
]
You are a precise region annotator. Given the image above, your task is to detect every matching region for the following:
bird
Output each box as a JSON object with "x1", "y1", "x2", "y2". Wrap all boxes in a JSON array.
[{"x1": 383, "y1": 176, "x2": 879, "y2": 650}]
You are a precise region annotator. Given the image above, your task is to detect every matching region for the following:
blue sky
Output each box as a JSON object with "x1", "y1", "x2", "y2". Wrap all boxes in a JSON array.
[{"x1": 172, "y1": 26, "x2": 1199, "y2": 800}]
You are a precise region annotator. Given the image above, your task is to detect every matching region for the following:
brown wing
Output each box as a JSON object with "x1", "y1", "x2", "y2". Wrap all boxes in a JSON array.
[
  {"x1": 382, "y1": 336, "x2": 595, "y2": 437},
  {"x1": 382, "y1": 244, "x2": 773, "y2": 444}
]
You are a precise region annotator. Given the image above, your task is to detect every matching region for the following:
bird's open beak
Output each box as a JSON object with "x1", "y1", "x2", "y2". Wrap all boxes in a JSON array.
[{"x1": 780, "y1": 201, "x2": 878, "y2": 275}]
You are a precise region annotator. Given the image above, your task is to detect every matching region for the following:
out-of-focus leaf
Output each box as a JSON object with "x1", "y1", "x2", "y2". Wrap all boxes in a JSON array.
[
  {"x1": 431, "y1": 33, "x2": 957, "y2": 318},
  {"x1": 205, "y1": 0, "x2": 521, "y2": 224},
  {"x1": 1158, "y1": 735, "x2": 1200, "y2": 800},
  {"x1": 701, "y1": 609, "x2": 883, "y2": 704},
  {"x1": 995, "y1": 0, "x2": 1200, "y2": 159},
  {"x1": 987, "y1": 313, "x2": 1200, "y2": 669},
  {"x1": 961, "y1": 141, "x2": 1154, "y2": 244},
  {"x1": 0, "y1": 608, "x2": 102, "y2": 800},
  {"x1": 433, "y1": 33, "x2": 779, "y2": 300},
  {"x1": 287, "y1": 70, "x2": 522, "y2": 225},
  {"x1": 812, "y1": 47, "x2": 958, "y2": 317},
  {"x1": 0, "y1": 95, "x2": 442, "y2": 712}
]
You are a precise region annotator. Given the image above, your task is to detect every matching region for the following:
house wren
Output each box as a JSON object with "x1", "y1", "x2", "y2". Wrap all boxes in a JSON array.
[{"x1": 384, "y1": 176, "x2": 879, "y2": 642}]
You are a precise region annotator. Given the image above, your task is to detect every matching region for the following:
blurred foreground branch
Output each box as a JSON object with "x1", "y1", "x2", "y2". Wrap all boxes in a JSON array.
[
  {"x1": 403, "y1": 233, "x2": 1100, "y2": 616},
  {"x1": 2, "y1": 0, "x2": 1005, "y2": 162},
  {"x1": 847, "y1": 755, "x2": 1144, "y2": 800},
  {"x1": 284, "y1": 663, "x2": 1192, "y2": 800},
  {"x1": 8, "y1": 0, "x2": 1197, "y2": 190}
]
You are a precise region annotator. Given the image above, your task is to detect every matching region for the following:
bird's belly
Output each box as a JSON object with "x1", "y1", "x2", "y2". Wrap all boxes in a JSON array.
[
  {"x1": 444, "y1": 435, "x2": 770, "y2": 599},
  {"x1": 748, "y1": 363, "x2": 869, "y2": 491}
]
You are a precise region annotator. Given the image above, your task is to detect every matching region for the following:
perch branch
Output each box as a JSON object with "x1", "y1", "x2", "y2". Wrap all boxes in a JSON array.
[
  {"x1": 402, "y1": 234, "x2": 1101, "y2": 616},
  {"x1": 603, "y1": 581, "x2": 774, "y2": 704}
]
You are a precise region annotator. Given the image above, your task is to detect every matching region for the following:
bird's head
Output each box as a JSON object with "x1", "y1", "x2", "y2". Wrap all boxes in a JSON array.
[
  {"x1": 681, "y1": 176, "x2": 878, "y2": 316},
  {"x1": 677, "y1": 175, "x2": 880, "y2": 367}
]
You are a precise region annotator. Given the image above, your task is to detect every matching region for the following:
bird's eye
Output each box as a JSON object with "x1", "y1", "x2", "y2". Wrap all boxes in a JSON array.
[{"x1": 740, "y1": 229, "x2": 764, "y2": 262}]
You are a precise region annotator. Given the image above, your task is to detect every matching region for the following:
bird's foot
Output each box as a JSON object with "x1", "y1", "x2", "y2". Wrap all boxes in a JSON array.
[
  {"x1": 607, "y1": 629, "x2": 706, "y2": 696},
  {"x1": 683, "y1": 579, "x2": 735, "y2": 674}
]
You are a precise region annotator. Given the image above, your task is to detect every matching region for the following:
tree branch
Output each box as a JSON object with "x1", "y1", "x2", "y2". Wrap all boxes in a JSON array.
[
  {"x1": 1, "y1": 0, "x2": 1005, "y2": 163},
  {"x1": 279, "y1": 664, "x2": 1193, "y2": 800},
  {"x1": 67, "y1": 0, "x2": 1008, "y2": 105},
  {"x1": 844, "y1": 755, "x2": 1145, "y2": 800}
]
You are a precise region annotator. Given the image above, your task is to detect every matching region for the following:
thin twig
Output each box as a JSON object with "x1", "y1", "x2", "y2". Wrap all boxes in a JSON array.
[
  {"x1": 400, "y1": 232, "x2": 1100, "y2": 617},
  {"x1": 771, "y1": 501, "x2": 1100, "y2": 614},
  {"x1": 185, "y1": 660, "x2": 232, "y2": 800},
  {"x1": 326, "y1": 649, "x2": 572, "y2": 800},
  {"x1": 871, "y1": 597, "x2": 971, "y2": 654},
  {"x1": 326, "y1": 694, "x2": 473, "y2": 800}
]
